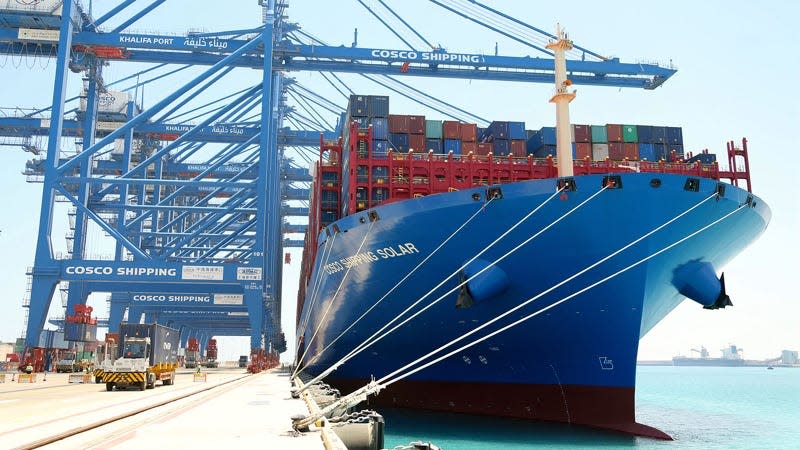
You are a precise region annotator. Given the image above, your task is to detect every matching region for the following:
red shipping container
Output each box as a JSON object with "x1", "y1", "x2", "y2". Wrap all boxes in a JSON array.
[
  {"x1": 573, "y1": 124, "x2": 591, "y2": 143},
  {"x1": 606, "y1": 124, "x2": 623, "y2": 142},
  {"x1": 460, "y1": 123, "x2": 478, "y2": 142},
  {"x1": 510, "y1": 140, "x2": 526, "y2": 157},
  {"x1": 576, "y1": 142, "x2": 592, "y2": 160},
  {"x1": 409, "y1": 134, "x2": 426, "y2": 152},
  {"x1": 462, "y1": 142, "x2": 477, "y2": 154},
  {"x1": 623, "y1": 143, "x2": 639, "y2": 160},
  {"x1": 407, "y1": 115, "x2": 425, "y2": 134},
  {"x1": 388, "y1": 114, "x2": 410, "y2": 133},
  {"x1": 442, "y1": 121, "x2": 461, "y2": 140},
  {"x1": 608, "y1": 142, "x2": 625, "y2": 160},
  {"x1": 475, "y1": 143, "x2": 492, "y2": 155}
]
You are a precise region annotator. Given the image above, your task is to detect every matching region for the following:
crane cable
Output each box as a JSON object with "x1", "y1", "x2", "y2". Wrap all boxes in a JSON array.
[{"x1": 294, "y1": 192, "x2": 749, "y2": 429}]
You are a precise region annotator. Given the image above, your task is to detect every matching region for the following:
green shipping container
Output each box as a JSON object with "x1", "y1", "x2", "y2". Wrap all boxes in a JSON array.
[
  {"x1": 622, "y1": 125, "x2": 638, "y2": 142},
  {"x1": 591, "y1": 125, "x2": 607, "y2": 143},
  {"x1": 425, "y1": 120, "x2": 443, "y2": 139}
]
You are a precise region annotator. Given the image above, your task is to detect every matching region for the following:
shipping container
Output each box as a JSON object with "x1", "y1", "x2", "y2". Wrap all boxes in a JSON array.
[
  {"x1": 608, "y1": 142, "x2": 625, "y2": 160},
  {"x1": 666, "y1": 127, "x2": 683, "y2": 145},
  {"x1": 370, "y1": 117, "x2": 388, "y2": 140},
  {"x1": 462, "y1": 142, "x2": 477, "y2": 155},
  {"x1": 118, "y1": 323, "x2": 180, "y2": 367},
  {"x1": 622, "y1": 125, "x2": 638, "y2": 143},
  {"x1": 510, "y1": 140, "x2": 526, "y2": 157},
  {"x1": 425, "y1": 138, "x2": 442, "y2": 153},
  {"x1": 651, "y1": 126, "x2": 667, "y2": 144},
  {"x1": 576, "y1": 142, "x2": 592, "y2": 160},
  {"x1": 591, "y1": 125, "x2": 608, "y2": 143},
  {"x1": 573, "y1": 124, "x2": 591, "y2": 143},
  {"x1": 653, "y1": 143, "x2": 668, "y2": 160},
  {"x1": 476, "y1": 143, "x2": 492, "y2": 156},
  {"x1": 460, "y1": 123, "x2": 478, "y2": 142},
  {"x1": 408, "y1": 115, "x2": 426, "y2": 134},
  {"x1": 533, "y1": 145, "x2": 557, "y2": 158},
  {"x1": 638, "y1": 143, "x2": 656, "y2": 161},
  {"x1": 389, "y1": 133, "x2": 409, "y2": 152},
  {"x1": 409, "y1": 134, "x2": 425, "y2": 152},
  {"x1": 541, "y1": 127, "x2": 557, "y2": 146},
  {"x1": 442, "y1": 121, "x2": 461, "y2": 139},
  {"x1": 668, "y1": 144, "x2": 685, "y2": 159},
  {"x1": 444, "y1": 139, "x2": 462, "y2": 154},
  {"x1": 508, "y1": 122, "x2": 526, "y2": 140},
  {"x1": 687, "y1": 152, "x2": 716, "y2": 164},
  {"x1": 371, "y1": 187, "x2": 389, "y2": 202},
  {"x1": 526, "y1": 130, "x2": 544, "y2": 153},
  {"x1": 636, "y1": 125, "x2": 653, "y2": 143},
  {"x1": 348, "y1": 95, "x2": 368, "y2": 117},
  {"x1": 623, "y1": 143, "x2": 639, "y2": 160},
  {"x1": 80, "y1": 90, "x2": 131, "y2": 115},
  {"x1": 65, "y1": 322, "x2": 97, "y2": 342},
  {"x1": 353, "y1": 117, "x2": 369, "y2": 130},
  {"x1": 483, "y1": 121, "x2": 509, "y2": 140},
  {"x1": 356, "y1": 165, "x2": 369, "y2": 183},
  {"x1": 367, "y1": 95, "x2": 389, "y2": 117},
  {"x1": 425, "y1": 120, "x2": 442, "y2": 139},
  {"x1": 372, "y1": 166, "x2": 389, "y2": 184},
  {"x1": 493, "y1": 139, "x2": 510, "y2": 156},
  {"x1": 372, "y1": 139, "x2": 390, "y2": 156},
  {"x1": 388, "y1": 115, "x2": 410, "y2": 133},
  {"x1": 592, "y1": 143, "x2": 609, "y2": 161},
  {"x1": 607, "y1": 124, "x2": 623, "y2": 142}
]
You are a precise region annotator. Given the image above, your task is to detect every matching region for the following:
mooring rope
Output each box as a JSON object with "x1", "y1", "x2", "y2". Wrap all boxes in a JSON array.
[
  {"x1": 293, "y1": 231, "x2": 337, "y2": 367},
  {"x1": 296, "y1": 230, "x2": 338, "y2": 338},
  {"x1": 375, "y1": 191, "x2": 721, "y2": 385},
  {"x1": 295, "y1": 185, "x2": 572, "y2": 388},
  {"x1": 293, "y1": 220, "x2": 376, "y2": 379},
  {"x1": 292, "y1": 190, "x2": 750, "y2": 430},
  {"x1": 295, "y1": 195, "x2": 497, "y2": 385},
  {"x1": 376, "y1": 201, "x2": 748, "y2": 389}
]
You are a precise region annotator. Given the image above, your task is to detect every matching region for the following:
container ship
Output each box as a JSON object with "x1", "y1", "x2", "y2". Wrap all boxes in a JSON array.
[{"x1": 293, "y1": 93, "x2": 770, "y2": 439}]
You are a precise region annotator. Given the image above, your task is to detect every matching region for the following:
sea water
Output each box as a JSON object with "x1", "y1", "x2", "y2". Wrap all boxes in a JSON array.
[{"x1": 381, "y1": 366, "x2": 800, "y2": 449}]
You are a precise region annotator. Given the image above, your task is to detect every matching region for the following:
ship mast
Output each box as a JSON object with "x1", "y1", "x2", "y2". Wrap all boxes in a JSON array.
[{"x1": 547, "y1": 24, "x2": 576, "y2": 178}]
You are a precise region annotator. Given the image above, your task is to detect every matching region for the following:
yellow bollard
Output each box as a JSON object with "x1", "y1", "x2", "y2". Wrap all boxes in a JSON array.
[{"x1": 18, "y1": 373, "x2": 36, "y2": 383}]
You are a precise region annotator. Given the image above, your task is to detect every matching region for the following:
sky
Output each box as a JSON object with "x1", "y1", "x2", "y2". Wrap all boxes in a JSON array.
[{"x1": 0, "y1": 0, "x2": 797, "y2": 363}]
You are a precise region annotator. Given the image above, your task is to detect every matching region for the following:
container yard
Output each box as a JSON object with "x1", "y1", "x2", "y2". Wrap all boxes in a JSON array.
[{"x1": 0, "y1": 1, "x2": 794, "y2": 449}]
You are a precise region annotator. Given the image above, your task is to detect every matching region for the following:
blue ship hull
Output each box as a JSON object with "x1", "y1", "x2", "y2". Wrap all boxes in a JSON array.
[{"x1": 296, "y1": 173, "x2": 770, "y2": 438}]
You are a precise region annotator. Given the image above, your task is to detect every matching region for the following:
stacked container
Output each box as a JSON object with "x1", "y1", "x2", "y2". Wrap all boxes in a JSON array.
[
  {"x1": 207, "y1": 339, "x2": 218, "y2": 360},
  {"x1": 480, "y1": 121, "x2": 527, "y2": 156},
  {"x1": 388, "y1": 114, "x2": 426, "y2": 152}
]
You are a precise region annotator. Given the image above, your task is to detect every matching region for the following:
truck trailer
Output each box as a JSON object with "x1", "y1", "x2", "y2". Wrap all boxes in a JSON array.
[{"x1": 102, "y1": 323, "x2": 179, "y2": 391}]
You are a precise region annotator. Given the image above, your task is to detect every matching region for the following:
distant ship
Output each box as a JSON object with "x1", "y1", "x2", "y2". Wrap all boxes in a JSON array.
[{"x1": 672, "y1": 345, "x2": 746, "y2": 367}]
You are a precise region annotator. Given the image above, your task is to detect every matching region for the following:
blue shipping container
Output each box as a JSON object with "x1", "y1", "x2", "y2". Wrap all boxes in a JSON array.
[
  {"x1": 348, "y1": 94, "x2": 368, "y2": 117},
  {"x1": 638, "y1": 143, "x2": 656, "y2": 161},
  {"x1": 651, "y1": 126, "x2": 667, "y2": 144},
  {"x1": 483, "y1": 121, "x2": 509, "y2": 140},
  {"x1": 493, "y1": 139, "x2": 510, "y2": 156},
  {"x1": 654, "y1": 143, "x2": 668, "y2": 160},
  {"x1": 372, "y1": 139, "x2": 390, "y2": 157},
  {"x1": 541, "y1": 127, "x2": 557, "y2": 146},
  {"x1": 371, "y1": 117, "x2": 388, "y2": 140},
  {"x1": 637, "y1": 125, "x2": 653, "y2": 143},
  {"x1": 389, "y1": 133, "x2": 409, "y2": 152},
  {"x1": 526, "y1": 130, "x2": 544, "y2": 154},
  {"x1": 444, "y1": 139, "x2": 462, "y2": 155},
  {"x1": 508, "y1": 121, "x2": 526, "y2": 140},
  {"x1": 426, "y1": 138, "x2": 442, "y2": 153},
  {"x1": 367, "y1": 95, "x2": 389, "y2": 117},
  {"x1": 533, "y1": 145, "x2": 557, "y2": 158},
  {"x1": 666, "y1": 127, "x2": 683, "y2": 145}
]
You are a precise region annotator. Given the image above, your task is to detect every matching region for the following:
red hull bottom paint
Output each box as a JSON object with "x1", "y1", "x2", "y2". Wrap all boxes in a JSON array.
[{"x1": 328, "y1": 378, "x2": 672, "y2": 440}]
